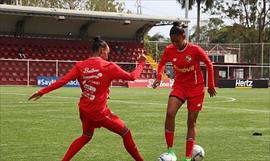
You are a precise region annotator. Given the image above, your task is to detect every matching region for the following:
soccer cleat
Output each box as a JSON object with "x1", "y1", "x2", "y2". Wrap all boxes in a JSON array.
[
  {"x1": 165, "y1": 148, "x2": 177, "y2": 161},
  {"x1": 182, "y1": 157, "x2": 192, "y2": 161},
  {"x1": 167, "y1": 148, "x2": 176, "y2": 156}
]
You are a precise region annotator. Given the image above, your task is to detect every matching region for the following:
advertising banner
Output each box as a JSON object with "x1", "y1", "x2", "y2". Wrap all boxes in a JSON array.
[
  {"x1": 128, "y1": 79, "x2": 174, "y2": 88},
  {"x1": 37, "y1": 76, "x2": 79, "y2": 87},
  {"x1": 219, "y1": 79, "x2": 268, "y2": 88}
]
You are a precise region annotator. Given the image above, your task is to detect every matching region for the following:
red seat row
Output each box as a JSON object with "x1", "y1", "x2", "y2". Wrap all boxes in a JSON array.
[{"x1": 0, "y1": 37, "x2": 155, "y2": 86}]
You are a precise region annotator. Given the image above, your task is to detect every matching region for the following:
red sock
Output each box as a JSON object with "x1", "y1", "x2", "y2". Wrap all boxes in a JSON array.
[
  {"x1": 122, "y1": 130, "x2": 144, "y2": 161},
  {"x1": 62, "y1": 135, "x2": 91, "y2": 161},
  {"x1": 186, "y1": 138, "x2": 195, "y2": 158},
  {"x1": 165, "y1": 129, "x2": 174, "y2": 148}
]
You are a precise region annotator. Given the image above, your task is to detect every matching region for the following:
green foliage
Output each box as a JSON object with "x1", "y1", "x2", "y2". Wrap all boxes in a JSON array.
[
  {"x1": 146, "y1": 33, "x2": 166, "y2": 41},
  {"x1": 176, "y1": 0, "x2": 214, "y2": 10},
  {"x1": 208, "y1": 24, "x2": 259, "y2": 43},
  {"x1": 0, "y1": 0, "x2": 15, "y2": 4},
  {"x1": 144, "y1": 34, "x2": 169, "y2": 61},
  {"x1": 187, "y1": 0, "x2": 269, "y2": 43},
  {"x1": 21, "y1": 0, "x2": 125, "y2": 12},
  {"x1": 86, "y1": 0, "x2": 125, "y2": 12},
  {"x1": 210, "y1": 0, "x2": 270, "y2": 43},
  {"x1": 176, "y1": 0, "x2": 214, "y2": 42}
]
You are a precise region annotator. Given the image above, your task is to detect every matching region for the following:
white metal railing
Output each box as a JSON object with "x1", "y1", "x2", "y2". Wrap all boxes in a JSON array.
[
  {"x1": 0, "y1": 58, "x2": 269, "y2": 86},
  {"x1": 0, "y1": 59, "x2": 140, "y2": 86},
  {"x1": 146, "y1": 42, "x2": 270, "y2": 66}
]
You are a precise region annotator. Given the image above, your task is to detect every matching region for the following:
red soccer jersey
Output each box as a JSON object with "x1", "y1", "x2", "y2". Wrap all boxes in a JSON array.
[
  {"x1": 39, "y1": 57, "x2": 145, "y2": 121},
  {"x1": 157, "y1": 43, "x2": 214, "y2": 88}
]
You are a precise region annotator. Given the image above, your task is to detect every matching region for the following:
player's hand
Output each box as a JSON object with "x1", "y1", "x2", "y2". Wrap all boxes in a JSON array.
[
  {"x1": 207, "y1": 87, "x2": 217, "y2": 97},
  {"x1": 152, "y1": 79, "x2": 161, "y2": 89},
  {"x1": 137, "y1": 54, "x2": 147, "y2": 62},
  {"x1": 28, "y1": 92, "x2": 43, "y2": 101}
]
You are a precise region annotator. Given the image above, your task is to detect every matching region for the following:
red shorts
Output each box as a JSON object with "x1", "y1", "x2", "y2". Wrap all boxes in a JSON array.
[
  {"x1": 79, "y1": 110, "x2": 127, "y2": 136},
  {"x1": 170, "y1": 84, "x2": 205, "y2": 111}
]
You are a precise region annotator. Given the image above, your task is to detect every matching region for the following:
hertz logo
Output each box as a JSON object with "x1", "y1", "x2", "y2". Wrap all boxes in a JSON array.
[{"x1": 173, "y1": 65, "x2": 194, "y2": 73}]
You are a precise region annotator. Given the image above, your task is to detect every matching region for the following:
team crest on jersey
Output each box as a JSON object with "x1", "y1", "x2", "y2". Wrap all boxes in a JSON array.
[{"x1": 185, "y1": 55, "x2": 192, "y2": 63}]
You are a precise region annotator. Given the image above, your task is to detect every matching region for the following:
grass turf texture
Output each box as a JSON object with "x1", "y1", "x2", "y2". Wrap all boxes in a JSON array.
[{"x1": 0, "y1": 87, "x2": 269, "y2": 161}]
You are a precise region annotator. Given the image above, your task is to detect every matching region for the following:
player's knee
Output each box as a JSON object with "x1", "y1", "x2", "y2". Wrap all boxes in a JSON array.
[
  {"x1": 120, "y1": 127, "x2": 129, "y2": 137},
  {"x1": 82, "y1": 132, "x2": 93, "y2": 141}
]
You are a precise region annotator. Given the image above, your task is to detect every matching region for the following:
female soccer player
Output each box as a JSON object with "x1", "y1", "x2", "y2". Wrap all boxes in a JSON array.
[
  {"x1": 28, "y1": 37, "x2": 146, "y2": 161},
  {"x1": 152, "y1": 22, "x2": 217, "y2": 161}
]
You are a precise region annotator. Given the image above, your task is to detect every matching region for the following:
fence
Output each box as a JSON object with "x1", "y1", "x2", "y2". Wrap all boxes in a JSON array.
[
  {"x1": 0, "y1": 59, "x2": 141, "y2": 86},
  {"x1": 0, "y1": 59, "x2": 269, "y2": 87},
  {"x1": 145, "y1": 42, "x2": 270, "y2": 66}
]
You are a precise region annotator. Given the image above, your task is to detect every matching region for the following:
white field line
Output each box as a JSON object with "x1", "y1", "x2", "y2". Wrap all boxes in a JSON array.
[
  {"x1": 1, "y1": 93, "x2": 235, "y2": 103},
  {"x1": 1, "y1": 92, "x2": 269, "y2": 113},
  {"x1": 213, "y1": 95, "x2": 236, "y2": 102}
]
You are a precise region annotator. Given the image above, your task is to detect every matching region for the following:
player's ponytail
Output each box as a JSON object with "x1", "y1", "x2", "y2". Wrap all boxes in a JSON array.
[
  {"x1": 93, "y1": 36, "x2": 101, "y2": 42},
  {"x1": 92, "y1": 36, "x2": 108, "y2": 52},
  {"x1": 172, "y1": 21, "x2": 181, "y2": 27},
  {"x1": 170, "y1": 21, "x2": 187, "y2": 36}
]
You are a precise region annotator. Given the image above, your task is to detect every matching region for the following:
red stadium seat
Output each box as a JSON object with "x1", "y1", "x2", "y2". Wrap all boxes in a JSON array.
[{"x1": 0, "y1": 37, "x2": 149, "y2": 86}]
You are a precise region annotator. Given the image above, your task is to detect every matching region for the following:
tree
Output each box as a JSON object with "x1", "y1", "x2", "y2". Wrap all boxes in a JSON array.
[
  {"x1": 0, "y1": 0, "x2": 14, "y2": 4},
  {"x1": 211, "y1": 0, "x2": 270, "y2": 43},
  {"x1": 197, "y1": 18, "x2": 270, "y2": 64},
  {"x1": 86, "y1": 0, "x2": 125, "y2": 12},
  {"x1": 176, "y1": 0, "x2": 214, "y2": 42},
  {"x1": 145, "y1": 33, "x2": 166, "y2": 41},
  {"x1": 189, "y1": 18, "x2": 225, "y2": 42},
  {"x1": 144, "y1": 34, "x2": 169, "y2": 61},
  {"x1": 21, "y1": 0, "x2": 126, "y2": 12}
]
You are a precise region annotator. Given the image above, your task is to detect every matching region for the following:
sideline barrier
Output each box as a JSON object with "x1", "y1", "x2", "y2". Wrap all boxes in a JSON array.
[
  {"x1": 218, "y1": 79, "x2": 269, "y2": 88},
  {"x1": 128, "y1": 79, "x2": 174, "y2": 88},
  {"x1": 37, "y1": 76, "x2": 79, "y2": 87}
]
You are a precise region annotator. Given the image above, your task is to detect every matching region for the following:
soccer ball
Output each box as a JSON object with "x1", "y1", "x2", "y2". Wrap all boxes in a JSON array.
[
  {"x1": 157, "y1": 152, "x2": 177, "y2": 161},
  {"x1": 192, "y1": 145, "x2": 205, "y2": 161}
]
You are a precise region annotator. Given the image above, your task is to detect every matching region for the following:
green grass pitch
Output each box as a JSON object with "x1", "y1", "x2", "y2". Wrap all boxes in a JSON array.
[{"x1": 0, "y1": 86, "x2": 269, "y2": 161}]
